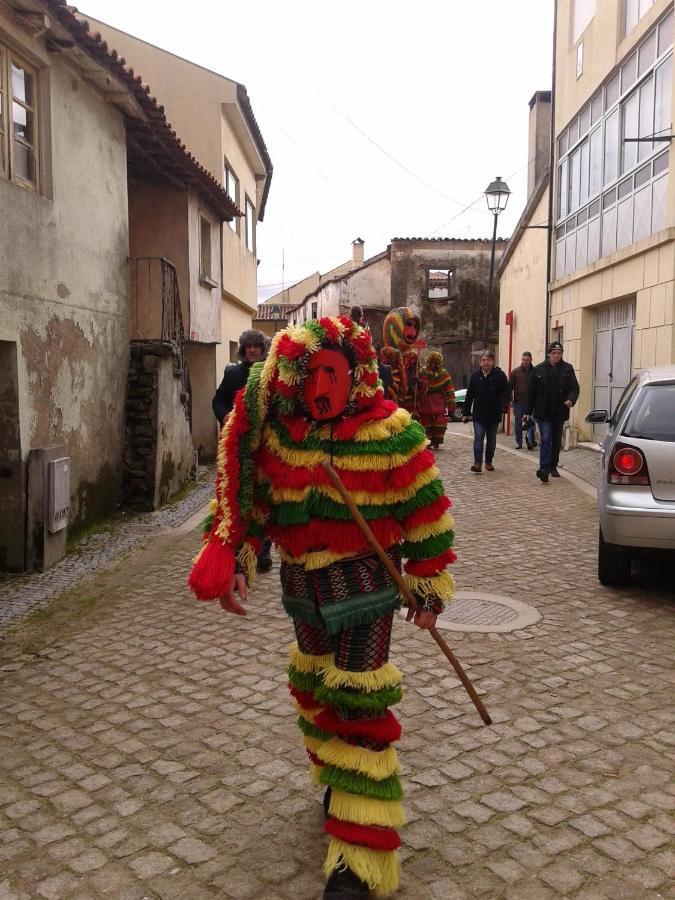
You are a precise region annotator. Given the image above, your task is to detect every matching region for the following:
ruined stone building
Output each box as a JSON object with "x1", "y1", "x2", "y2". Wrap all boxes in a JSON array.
[{"x1": 0, "y1": 1, "x2": 270, "y2": 571}]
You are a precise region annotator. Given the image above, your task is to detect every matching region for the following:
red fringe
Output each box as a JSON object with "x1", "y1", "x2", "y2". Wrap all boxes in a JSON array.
[
  {"x1": 314, "y1": 709, "x2": 401, "y2": 743},
  {"x1": 404, "y1": 549, "x2": 457, "y2": 577},
  {"x1": 288, "y1": 684, "x2": 319, "y2": 710},
  {"x1": 402, "y1": 495, "x2": 451, "y2": 530},
  {"x1": 187, "y1": 538, "x2": 235, "y2": 601},
  {"x1": 307, "y1": 750, "x2": 324, "y2": 766},
  {"x1": 324, "y1": 818, "x2": 401, "y2": 851},
  {"x1": 268, "y1": 518, "x2": 402, "y2": 558}
]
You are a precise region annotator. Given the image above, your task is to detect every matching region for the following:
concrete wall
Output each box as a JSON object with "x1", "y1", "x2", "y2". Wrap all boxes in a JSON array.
[
  {"x1": 0, "y1": 49, "x2": 129, "y2": 536},
  {"x1": 288, "y1": 257, "x2": 391, "y2": 326},
  {"x1": 498, "y1": 189, "x2": 550, "y2": 369},
  {"x1": 154, "y1": 354, "x2": 194, "y2": 507},
  {"x1": 188, "y1": 342, "x2": 219, "y2": 461},
  {"x1": 188, "y1": 194, "x2": 221, "y2": 343}
]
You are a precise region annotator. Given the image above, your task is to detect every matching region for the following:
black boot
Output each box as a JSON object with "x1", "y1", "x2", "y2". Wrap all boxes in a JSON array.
[
  {"x1": 323, "y1": 786, "x2": 332, "y2": 818},
  {"x1": 323, "y1": 867, "x2": 370, "y2": 898}
]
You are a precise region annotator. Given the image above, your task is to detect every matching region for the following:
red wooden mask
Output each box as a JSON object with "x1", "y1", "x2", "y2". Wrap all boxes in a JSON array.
[{"x1": 303, "y1": 348, "x2": 353, "y2": 421}]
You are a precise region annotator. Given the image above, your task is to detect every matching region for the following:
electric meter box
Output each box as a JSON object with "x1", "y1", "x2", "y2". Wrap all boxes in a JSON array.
[{"x1": 48, "y1": 457, "x2": 70, "y2": 533}]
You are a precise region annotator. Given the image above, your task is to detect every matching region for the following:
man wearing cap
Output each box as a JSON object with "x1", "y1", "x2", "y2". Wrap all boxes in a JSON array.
[
  {"x1": 213, "y1": 329, "x2": 272, "y2": 570},
  {"x1": 524, "y1": 341, "x2": 579, "y2": 483}
]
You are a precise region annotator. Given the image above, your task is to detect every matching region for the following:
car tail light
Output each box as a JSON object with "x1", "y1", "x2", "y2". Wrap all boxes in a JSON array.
[{"x1": 608, "y1": 444, "x2": 650, "y2": 485}]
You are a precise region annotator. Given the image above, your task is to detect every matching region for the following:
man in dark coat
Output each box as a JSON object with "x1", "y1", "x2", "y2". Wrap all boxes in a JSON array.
[
  {"x1": 212, "y1": 329, "x2": 272, "y2": 570},
  {"x1": 212, "y1": 329, "x2": 267, "y2": 425},
  {"x1": 462, "y1": 350, "x2": 510, "y2": 473},
  {"x1": 524, "y1": 341, "x2": 580, "y2": 483}
]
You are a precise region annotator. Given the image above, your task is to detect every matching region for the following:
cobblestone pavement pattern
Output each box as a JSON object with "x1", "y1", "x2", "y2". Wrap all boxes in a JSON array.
[{"x1": 0, "y1": 436, "x2": 673, "y2": 900}]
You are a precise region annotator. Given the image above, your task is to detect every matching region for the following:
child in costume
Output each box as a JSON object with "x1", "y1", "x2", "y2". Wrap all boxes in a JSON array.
[
  {"x1": 418, "y1": 351, "x2": 456, "y2": 450},
  {"x1": 382, "y1": 308, "x2": 422, "y2": 416},
  {"x1": 189, "y1": 316, "x2": 456, "y2": 898}
]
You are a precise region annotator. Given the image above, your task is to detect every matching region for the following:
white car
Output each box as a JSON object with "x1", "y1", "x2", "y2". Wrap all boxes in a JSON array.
[{"x1": 585, "y1": 365, "x2": 675, "y2": 586}]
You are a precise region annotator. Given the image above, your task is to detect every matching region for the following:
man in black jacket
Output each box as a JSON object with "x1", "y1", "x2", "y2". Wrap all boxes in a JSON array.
[
  {"x1": 462, "y1": 350, "x2": 510, "y2": 473},
  {"x1": 524, "y1": 341, "x2": 580, "y2": 483},
  {"x1": 212, "y1": 329, "x2": 272, "y2": 570},
  {"x1": 212, "y1": 329, "x2": 267, "y2": 425}
]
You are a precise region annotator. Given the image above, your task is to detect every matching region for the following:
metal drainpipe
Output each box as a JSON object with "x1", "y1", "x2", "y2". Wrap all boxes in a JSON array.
[{"x1": 545, "y1": 0, "x2": 558, "y2": 354}]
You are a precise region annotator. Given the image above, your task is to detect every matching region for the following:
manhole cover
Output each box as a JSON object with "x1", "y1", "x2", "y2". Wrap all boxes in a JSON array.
[{"x1": 433, "y1": 591, "x2": 540, "y2": 633}]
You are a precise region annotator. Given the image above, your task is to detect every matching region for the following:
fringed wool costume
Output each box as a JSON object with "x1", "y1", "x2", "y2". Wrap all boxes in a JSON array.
[
  {"x1": 418, "y1": 352, "x2": 456, "y2": 449},
  {"x1": 189, "y1": 316, "x2": 456, "y2": 897},
  {"x1": 382, "y1": 307, "x2": 422, "y2": 417},
  {"x1": 378, "y1": 346, "x2": 404, "y2": 403}
]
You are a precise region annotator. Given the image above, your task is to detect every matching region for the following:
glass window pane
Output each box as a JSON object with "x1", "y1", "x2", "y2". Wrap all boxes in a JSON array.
[
  {"x1": 638, "y1": 76, "x2": 654, "y2": 160},
  {"x1": 632, "y1": 184, "x2": 651, "y2": 241},
  {"x1": 579, "y1": 104, "x2": 591, "y2": 136},
  {"x1": 638, "y1": 30, "x2": 657, "y2": 76},
  {"x1": 12, "y1": 103, "x2": 32, "y2": 143},
  {"x1": 580, "y1": 139, "x2": 590, "y2": 203},
  {"x1": 621, "y1": 53, "x2": 637, "y2": 94},
  {"x1": 565, "y1": 232, "x2": 577, "y2": 275},
  {"x1": 577, "y1": 205, "x2": 589, "y2": 224},
  {"x1": 576, "y1": 223, "x2": 588, "y2": 269},
  {"x1": 591, "y1": 92, "x2": 603, "y2": 123},
  {"x1": 558, "y1": 158, "x2": 568, "y2": 218},
  {"x1": 654, "y1": 56, "x2": 672, "y2": 141},
  {"x1": 604, "y1": 108, "x2": 619, "y2": 184},
  {"x1": 556, "y1": 239, "x2": 566, "y2": 279},
  {"x1": 635, "y1": 162, "x2": 651, "y2": 187},
  {"x1": 658, "y1": 10, "x2": 673, "y2": 57},
  {"x1": 589, "y1": 198, "x2": 601, "y2": 217},
  {"x1": 559, "y1": 130, "x2": 568, "y2": 155},
  {"x1": 616, "y1": 196, "x2": 633, "y2": 249},
  {"x1": 618, "y1": 176, "x2": 633, "y2": 198},
  {"x1": 11, "y1": 62, "x2": 33, "y2": 105},
  {"x1": 621, "y1": 92, "x2": 639, "y2": 173},
  {"x1": 651, "y1": 173, "x2": 667, "y2": 231},
  {"x1": 602, "y1": 204, "x2": 617, "y2": 256},
  {"x1": 568, "y1": 117, "x2": 579, "y2": 147},
  {"x1": 570, "y1": 147, "x2": 581, "y2": 210},
  {"x1": 13, "y1": 140, "x2": 35, "y2": 182},
  {"x1": 588, "y1": 216, "x2": 601, "y2": 263},
  {"x1": 638, "y1": 0, "x2": 653, "y2": 17},
  {"x1": 589, "y1": 127, "x2": 602, "y2": 196},
  {"x1": 625, "y1": 0, "x2": 639, "y2": 35},
  {"x1": 653, "y1": 150, "x2": 668, "y2": 175},
  {"x1": 603, "y1": 187, "x2": 617, "y2": 208},
  {"x1": 606, "y1": 72, "x2": 620, "y2": 108}
]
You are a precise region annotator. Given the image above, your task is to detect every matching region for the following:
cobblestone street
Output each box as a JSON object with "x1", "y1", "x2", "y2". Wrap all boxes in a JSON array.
[{"x1": 0, "y1": 434, "x2": 673, "y2": 900}]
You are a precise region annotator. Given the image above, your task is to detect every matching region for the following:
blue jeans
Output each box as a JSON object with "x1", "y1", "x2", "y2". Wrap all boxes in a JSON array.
[
  {"x1": 513, "y1": 401, "x2": 535, "y2": 447},
  {"x1": 536, "y1": 418, "x2": 564, "y2": 473},
  {"x1": 473, "y1": 421, "x2": 497, "y2": 465}
]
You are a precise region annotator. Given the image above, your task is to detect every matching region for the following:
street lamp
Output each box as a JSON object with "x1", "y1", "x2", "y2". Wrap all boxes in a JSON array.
[{"x1": 482, "y1": 176, "x2": 510, "y2": 348}]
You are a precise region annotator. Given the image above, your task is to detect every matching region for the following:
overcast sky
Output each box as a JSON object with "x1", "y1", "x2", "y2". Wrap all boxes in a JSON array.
[{"x1": 78, "y1": 1, "x2": 554, "y2": 302}]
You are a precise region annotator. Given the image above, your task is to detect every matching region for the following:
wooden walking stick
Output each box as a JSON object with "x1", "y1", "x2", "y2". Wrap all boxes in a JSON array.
[{"x1": 321, "y1": 459, "x2": 492, "y2": 726}]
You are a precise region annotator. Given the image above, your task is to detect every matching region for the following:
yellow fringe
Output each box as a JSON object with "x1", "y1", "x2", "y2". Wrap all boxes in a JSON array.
[
  {"x1": 266, "y1": 466, "x2": 437, "y2": 507},
  {"x1": 317, "y1": 738, "x2": 400, "y2": 781},
  {"x1": 289, "y1": 642, "x2": 334, "y2": 674},
  {"x1": 321, "y1": 661, "x2": 402, "y2": 692},
  {"x1": 403, "y1": 571, "x2": 455, "y2": 603},
  {"x1": 207, "y1": 498, "x2": 218, "y2": 515},
  {"x1": 405, "y1": 513, "x2": 455, "y2": 543},
  {"x1": 295, "y1": 701, "x2": 323, "y2": 724},
  {"x1": 191, "y1": 542, "x2": 207, "y2": 566},
  {"x1": 328, "y1": 788, "x2": 405, "y2": 828},
  {"x1": 324, "y1": 839, "x2": 399, "y2": 897},
  {"x1": 237, "y1": 542, "x2": 258, "y2": 587},
  {"x1": 309, "y1": 762, "x2": 323, "y2": 785},
  {"x1": 278, "y1": 547, "x2": 356, "y2": 570},
  {"x1": 265, "y1": 427, "x2": 426, "y2": 473},
  {"x1": 313, "y1": 407, "x2": 410, "y2": 444},
  {"x1": 304, "y1": 735, "x2": 324, "y2": 755}
]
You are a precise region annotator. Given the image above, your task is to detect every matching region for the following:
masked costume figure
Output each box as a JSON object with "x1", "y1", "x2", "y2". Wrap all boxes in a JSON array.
[
  {"x1": 378, "y1": 346, "x2": 404, "y2": 403},
  {"x1": 418, "y1": 352, "x2": 456, "y2": 450},
  {"x1": 382, "y1": 308, "x2": 422, "y2": 416},
  {"x1": 189, "y1": 316, "x2": 456, "y2": 898}
]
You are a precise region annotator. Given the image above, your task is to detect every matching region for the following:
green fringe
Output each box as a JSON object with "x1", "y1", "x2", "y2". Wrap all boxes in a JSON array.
[
  {"x1": 201, "y1": 512, "x2": 215, "y2": 534},
  {"x1": 402, "y1": 530, "x2": 454, "y2": 560},
  {"x1": 296, "y1": 715, "x2": 332, "y2": 741},
  {"x1": 319, "y1": 765, "x2": 404, "y2": 801},
  {"x1": 314, "y1": 683, "x2": 404, "y2": 715},
  {"x1": 283, "y1": 589, "x2": 398, "y2": 637},
  {"x1": 287, "y1": 665, "x2": 322, "y2": 692},
  {"x1": 270, "y1": 479, "x2": 446, "y2": 528},
  {"x1": 269, "y1": 418, "x2": 426, "y2": 458}
]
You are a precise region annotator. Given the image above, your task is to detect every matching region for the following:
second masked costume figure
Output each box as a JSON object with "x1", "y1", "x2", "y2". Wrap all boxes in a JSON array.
[
  {"x1": 189, "y1": 316, "x2": 456, "y2": 898},
  {"x1": 418, "y1": 352, "x2": 456, "y2": 450},
  {"x1": 382, "y1": 308, "x2": 423, "y2": 416}
]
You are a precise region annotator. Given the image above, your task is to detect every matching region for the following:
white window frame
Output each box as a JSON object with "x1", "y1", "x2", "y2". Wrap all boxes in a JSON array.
[
  {"x1": 223, "y1": 162, "x2": 239, "y2": 232},
  {"x1": 245, "y1": 196, "x2": 255, "y2": 253}
]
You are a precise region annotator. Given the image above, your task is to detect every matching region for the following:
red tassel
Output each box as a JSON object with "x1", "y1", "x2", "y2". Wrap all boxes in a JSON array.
[
  {"x1": 324, "y1": 818, "x2": 401, "y2": 851},
  {"x1": 188, "y1": 538, "x2": 235, "y2": 601},
  {"x1": 404, "y1": 549, "x2": 457, "y2": 577},
  {"x1": 314, "y1": 709, "x2": 401, "y2": 743}
]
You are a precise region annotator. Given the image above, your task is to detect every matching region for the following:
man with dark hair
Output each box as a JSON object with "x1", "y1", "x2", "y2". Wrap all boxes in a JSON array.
[
  {"x1": 509, "y1": 351, "x2": 537, "y2": 450},
  {"x1": 462, "y1": 350, "x2": 510, "y2": 473},
  {"x1": 524, "y1": 341, "x2": 580, "y2": 483},
  {"x1": 213, "y1": 329, "x2": 272, "y2": 570}
]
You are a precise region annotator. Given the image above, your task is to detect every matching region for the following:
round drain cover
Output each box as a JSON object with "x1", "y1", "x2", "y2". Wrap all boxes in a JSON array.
[{"x1": 434, "y1": 591, "x2": 540, "y2": 633}]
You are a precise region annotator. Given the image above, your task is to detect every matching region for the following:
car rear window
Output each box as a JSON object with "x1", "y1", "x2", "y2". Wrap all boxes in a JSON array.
[{"x1": 623, "y1": 383, "x2": 675, "y2": 442}]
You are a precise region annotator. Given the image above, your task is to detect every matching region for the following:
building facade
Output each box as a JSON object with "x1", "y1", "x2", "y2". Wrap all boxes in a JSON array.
[
  {"x1": 551, "y1": 0, "x2": 673, "y2": 437},
  {"x1": 85, "y1": 16, "x2": 273, "y2": 458}
]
